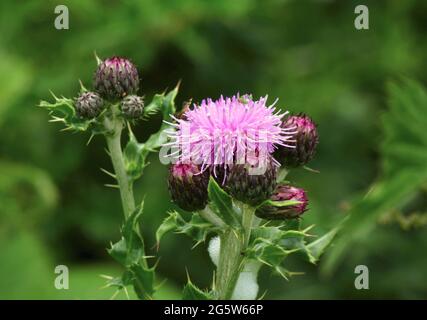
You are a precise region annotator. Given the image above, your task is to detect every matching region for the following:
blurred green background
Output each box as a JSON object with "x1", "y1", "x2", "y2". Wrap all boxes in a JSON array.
[{"x1": 1, "y1": 0, "x2": 427, "y2": 299}]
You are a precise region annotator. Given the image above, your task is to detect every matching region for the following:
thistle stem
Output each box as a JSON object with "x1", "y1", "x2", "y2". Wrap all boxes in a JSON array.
[
  {"x1": 199, "y1": 207, "x2": 226, "y2": 228},
  {"x1": 104, "y1": 115, "x2": 135, "y2": 219},
  {"x1": 216, "y1": 203, "x2": 255, "y2": 299}
]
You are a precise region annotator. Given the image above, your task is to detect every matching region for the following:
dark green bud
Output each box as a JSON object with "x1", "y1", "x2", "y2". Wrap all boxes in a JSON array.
[
  {"x1": 75, "y1": 91, "x2": 104, "y2": 119},
  {"x1": 226, "y1": 159, "x2": 277, "y2": 206},
  {"x1": 121, "y1": 95, "x2": 144, "y2": 119}
]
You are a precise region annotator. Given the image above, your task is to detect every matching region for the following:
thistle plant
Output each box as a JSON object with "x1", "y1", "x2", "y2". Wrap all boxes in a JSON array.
[
  {"x1": 40, "y1": 55, "x2": 180, "y2": 299},
  {"x1": 158, "y1": 96, "x2": 334, "y2": 300},
  {"x1": 40, "y1": 55, "x2": 334, "y2": 300}
]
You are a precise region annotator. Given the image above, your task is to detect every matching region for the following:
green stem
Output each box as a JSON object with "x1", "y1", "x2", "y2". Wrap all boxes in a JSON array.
[
  {"x1": 216, "y1": 203, "x2": 255, "y2": 299},
  {"x1": 199, "y1": 207, "x2": 226, "y2": 228},
  {"x1": 104, "y1": 115, "x2": 135, "y2": 219},
  {"x1": 216, "y1": 229, "x2": 243, "y2": 299}
]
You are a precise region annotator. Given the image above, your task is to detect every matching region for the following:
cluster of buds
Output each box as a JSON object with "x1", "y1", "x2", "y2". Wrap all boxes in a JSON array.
[
  {"x1": 167, "y1": 96, "x2": 318, "y2": 220},
  {"x1": 74, "y1": 56, "x2": 144, "y2": 120}
]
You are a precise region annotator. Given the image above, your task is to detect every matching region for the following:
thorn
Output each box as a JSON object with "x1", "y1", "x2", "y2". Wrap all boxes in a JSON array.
[
  {"x1": 110, "y1": 290, "x2": 120, "y2": 300},
  {"x1": 87, "y1": 133, "x2": 95, "y2": 146},
  {"x1": 104, "y1": 184, "x2": 120, "y2": 189},
  {"x1": 94, "y1": 51, "x2": 102, "y2": 65},
  {"x1": 100, "y1": 168, "x2": 117, "y2": 179},
  {"x1": 303, "y1": 166, "x2": 320, "y2": 174},
  {"x1": 123, "y1": 287, "x2": 130, "y2": 300},
  {"x1": 99, "y1": 274, "x2": 113, "y2": 280}
]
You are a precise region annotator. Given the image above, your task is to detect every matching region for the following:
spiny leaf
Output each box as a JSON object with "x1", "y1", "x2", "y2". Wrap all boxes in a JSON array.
[
  {"x1": 182, "y1": 280, "x2": 212, "y2": 300},
  {"x1": 156, "y1": 211, "x2": 219, "y2": 247},
  {"x1": 207, "y1": 177, "x2": 241, "y2": 228},
  {"x1": 39, "y1": 92, "x2": 94, "y2": 132}
]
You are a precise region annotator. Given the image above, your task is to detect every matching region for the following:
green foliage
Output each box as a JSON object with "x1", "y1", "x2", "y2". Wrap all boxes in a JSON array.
[
  {"x1": 323, "y1": 79, "x2": 427, "y2": 274},
  {"x1": 247, "y1": 221, "x2": 335, "y2": 279},
  {"x1": 156, "y1": 211, "x2": 219, "y2": 247},
  {"x1": 123, "y1": 85, "x2": 179, "y2": 180},
  {"x1": 207, "y1": 177, "x2": 241, "y2": 228},
  {"x1": 39, "y1": 91, "x2": 96, "y2": 132},
  {"x1": 108, "y1": 203, "x2": 155, "y2": 299},
  {"x1": 182, "y1": 278, "x2": 213, "y2": 300}
]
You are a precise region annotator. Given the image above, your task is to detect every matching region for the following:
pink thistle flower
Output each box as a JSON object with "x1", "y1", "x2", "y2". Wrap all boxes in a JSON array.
[{"x1": 165, "y1": 94, "x2": 296, "y2": 173}]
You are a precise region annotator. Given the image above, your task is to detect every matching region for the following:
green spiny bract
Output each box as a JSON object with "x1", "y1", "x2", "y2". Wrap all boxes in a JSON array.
[
  {"x1": 275, "y1": 113, "x2": 319, "y2": 167},
  {"x1": 226, "y1": 159, "x2": 277, "y2": 206},
  {"x1": 121, "y1": 95, "x2": 144, "y2": 119},
  {"x1": 168, "y1": 162, "x2": 210, "y2": 212},
  {"x1": 255, "y1": 184, "x2": 308, "y2": 220},
  {"x1": 75, "y1": 91, "x2": 104, "y2": 119},
  {"x1": 94, "y1": 56, "x2": 139, "y2": 100}
]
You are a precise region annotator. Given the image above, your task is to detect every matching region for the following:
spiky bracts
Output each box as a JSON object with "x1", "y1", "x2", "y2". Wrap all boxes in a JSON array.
[
  {"x1": 168, "y1": 162, "x2": 210, "y2": 212},
  {"x1": 275, "y1": 114, "x2": 318, "y2": 167},
  {"x1": 75, "y1": 91, "x2": 104, "y2": 119},
  {"x1": 226, "y1": 159, "x2": 277, "y2": 206},
  {"x1": 94, "y1": 56, "x2": 140, "y2": 100},
  {"x1": 121, "y1": 95, "x2": 144, "y2": 119}
]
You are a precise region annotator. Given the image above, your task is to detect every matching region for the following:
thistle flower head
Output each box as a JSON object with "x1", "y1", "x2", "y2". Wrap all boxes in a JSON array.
[
  {"x1": 94, "y1": 56, "x2": 139, "y2": 100},
  {"x1": 256, "y1": 184, "x2": 308, "y2": 220},
  {"x1": 121, "y1": 95, "x2": 144, "y2": 119},
  {"x1": 275, "y1": 113, "x2": 318, "y2": 167},
  {"x1": 75, "y1": 91, "x2": 104, "y2": 119},
  {"x1": 166, "y1": 95, "x2": 295, "y2": 171},
  {"x1": 168, "y1": 162, "x2": 209, "y2": 212}
]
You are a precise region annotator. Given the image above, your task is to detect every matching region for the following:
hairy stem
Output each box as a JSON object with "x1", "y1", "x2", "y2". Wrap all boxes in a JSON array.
[
  {"x1": 104, "y1": 115, "x2": 135, "y2": 219},
  {"x1": 199, "y1": 206, "x2": 226, "y2": 228},
  {"x1": 216, "y1": 203, "x2": 255, "y2": 299}
]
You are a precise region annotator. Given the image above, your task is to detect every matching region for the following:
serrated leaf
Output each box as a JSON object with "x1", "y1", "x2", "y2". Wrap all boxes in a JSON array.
[
  {"x1": 123, "y1": 126, "x2": 146, "y2": 180},
  {"x1": 123, "y1": 85, "x2": 180, "y2": 180},
  {"x1": 107, "y1": 203, "x2": 155, "y2": 299},
  {"x1": 156, "y1": 211, "x2": 218, "y2": 246},
  {"x1": 207, "y1": 177, "x2": 241, "y2": 228},
  {"x1": 131, "y1": 264, "x2": 155, "y2": 300},
  {"x1": 306, "y1": 227, "x2": 338, "y2": 264},
  {"x1": 182, "y1": 281, "x2": 212, "y2": 300},
  {"x1": 39, "y1": 92, "x2": 94, "y2": 132}
]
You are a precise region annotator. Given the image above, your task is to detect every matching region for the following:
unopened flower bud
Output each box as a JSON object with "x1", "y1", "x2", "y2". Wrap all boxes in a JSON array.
[
  {"x1": 121, "y1": 95, "x2": 144, "y2": 119},
  {"x1": 275, "y1": 114, "x2": 319, "y2": 167},
  {"x1": 94, "y1": 56, "x2": 139, "y2": 100},
  {"x1": 226, "y1": 159, "x2": 277, "y2": 206},
  {"x1": 255, "y1": 184, "x2": 308, "y2": 220},
  {"x1": 168, "y1": 162, "x2": 209, "y2": 212},
  {"x1": 75, "y1": 91, "x2": 104, "y2": 119}
]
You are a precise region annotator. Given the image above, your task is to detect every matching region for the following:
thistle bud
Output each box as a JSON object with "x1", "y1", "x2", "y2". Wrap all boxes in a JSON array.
[
  {"x1": 255, "y1": 184, "x2": 308, "y2": 220},
  {"x1": 226, "y1": 159, "x2": 277, "y2": 206},
  {"x1": 121, "y1": 95, "x2": 144, "y2": 119},
  {"x1": 94, "y1": 56, "x2": 139, "y2": 100},
  {"x1": 276, "y1": 114, "x2": 319, "y2": 167},
  {"x1": 168, "y1": 162, "x2": 209, "y2": 212},
  {"x1": 75, "y1": 91, "x2": 104, "y2": 119}
]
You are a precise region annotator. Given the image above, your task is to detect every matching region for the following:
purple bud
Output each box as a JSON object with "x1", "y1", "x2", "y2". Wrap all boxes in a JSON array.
[
  {"x1": 168, "y1": 162, "x2": 209, "y2": 212},
  {"x1": 255, "y1": 184, "x2": 308, "y2": 220},
  {"x1": 75, "y1": 91, "x2": 104, "y2": 119},
  {"x1": 275, "y1": 113, "x2": 319, "y2": 167},
  {"x1": 94, "y1": 56, "x2": 139, "y2": 100}
]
